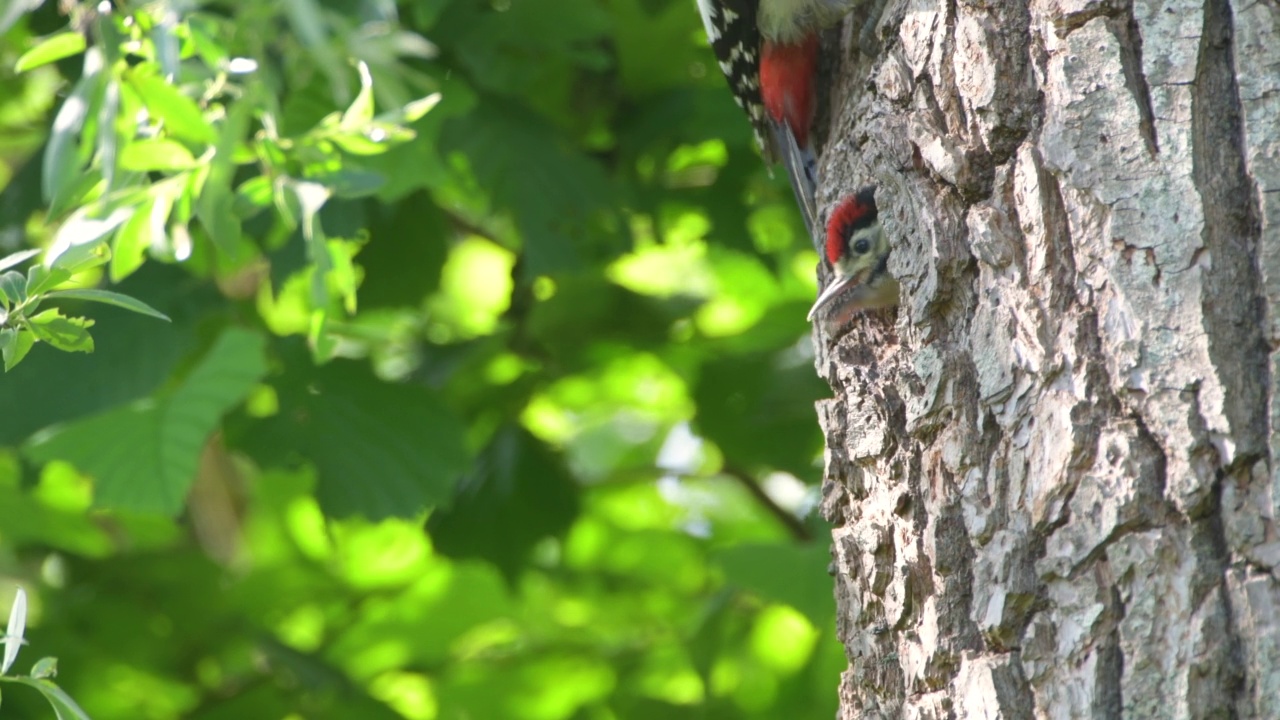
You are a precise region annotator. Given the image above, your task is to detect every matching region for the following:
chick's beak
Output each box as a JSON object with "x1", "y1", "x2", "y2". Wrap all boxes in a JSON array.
[{"x1": 806, "y1": 273, "x2": 859, "y2": 322}]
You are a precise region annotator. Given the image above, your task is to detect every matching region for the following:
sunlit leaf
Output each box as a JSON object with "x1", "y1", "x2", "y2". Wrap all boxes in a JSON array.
[
  {"x1": 24, "y1": 265, "x2": 72, "y2": 298},
  {"x1": 119, "y1": 138, "x2": 197, "y2": 171},
  {"x1": 307, "y1": 307, "x2": 336, "y2": 362},
  {"x1": 27, "y1": 309, "x2": 94, "y2": 353},
  {"x1": 235, "y1": 176, "x2": 273, "y2": 211},
  {"x1": 43, "y1": 289, "x2": 171, "y2": 322},
  {"x1": 396, "y1": 93, "x2": 441, "y2": 124},
  {"x1": 126, "y1": 69, "x2": 218, "y2": 145},
  {"x1": 45, "y1": 207, "x2": 131, "y2": 276},
  {"x1": 292, "y1": 180, "x2": 331, "y2": 310},
  {"x1": 110, "y1": 198, "x2": 154, "y2": 281},
  {"x1": 325, "y1": 239, "x2": 359, "y2": 314},
  {"x1": 96, "y1": 78, "x2": 121, "y2": 192},
  {"x1": 0, "y1": 249, "x2": 40, "y2": 274},
  {"x1": 43, "y1": 47, "x2": 104, "y2": 207},
  {"x1": 329, "y1": 127, "x2": 411, "y2": 156},
  {"x1": 340, "y1": 62, "x2": 375, "y2": 128},
  {"x1": 1, "y1": 587, "x2": 26, "y2": 674},
  {"x1": 186, "y1": 18, "x2": 229, "y2": 70},
  {"x1": 195, "y1": 84, "x2": 254, "y2": 252},
  {"x1": 14, "y1": 31, "x2": 86, "y2": 73}
]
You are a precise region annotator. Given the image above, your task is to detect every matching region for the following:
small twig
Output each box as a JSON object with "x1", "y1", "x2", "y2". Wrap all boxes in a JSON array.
[{"x1": 722, "y1": 463, "x2": 813, "y2": 542}]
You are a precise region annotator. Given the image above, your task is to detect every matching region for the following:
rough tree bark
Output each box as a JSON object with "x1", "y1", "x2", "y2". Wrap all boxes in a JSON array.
[{"x1": 814, "y1": 0, "x2": 1278, "y2": 716}]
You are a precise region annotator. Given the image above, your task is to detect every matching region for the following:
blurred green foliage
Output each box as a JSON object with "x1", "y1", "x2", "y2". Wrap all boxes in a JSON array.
[{"x1": 0, "y1": 0, "x2": 838, "y2": 718}]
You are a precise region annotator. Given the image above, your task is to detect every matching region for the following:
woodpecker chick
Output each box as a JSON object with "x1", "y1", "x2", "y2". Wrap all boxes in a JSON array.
[
  {"x1": 807, "y1": 187, "x2": 899, "y2": 328},
  {"x1": 696, "y1": 0, "x2": 857, "y2": 237}
]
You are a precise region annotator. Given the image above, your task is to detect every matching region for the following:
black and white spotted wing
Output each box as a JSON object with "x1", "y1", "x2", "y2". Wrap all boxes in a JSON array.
[{"x1": 695, "y1": 0, "x2": 772, "y2": 160}]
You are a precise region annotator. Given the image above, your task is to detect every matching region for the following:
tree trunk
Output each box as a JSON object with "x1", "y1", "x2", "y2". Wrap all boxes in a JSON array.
[{"x1": 816, "y1": 0, "x2": 1279, "y2": 716}]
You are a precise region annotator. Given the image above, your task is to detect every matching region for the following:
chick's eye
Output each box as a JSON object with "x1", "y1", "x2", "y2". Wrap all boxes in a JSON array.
[{"x1": 853, "y1": 238, "x2": 871, "y2": 254}]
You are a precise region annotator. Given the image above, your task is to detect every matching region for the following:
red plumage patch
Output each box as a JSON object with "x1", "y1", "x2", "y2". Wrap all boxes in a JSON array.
[
  {"x1": 825, "y1": 192, "x2": 875, "y2": 265},
  {"x1": 760, "y1": 36, "x2": 819, "y2": 148}
]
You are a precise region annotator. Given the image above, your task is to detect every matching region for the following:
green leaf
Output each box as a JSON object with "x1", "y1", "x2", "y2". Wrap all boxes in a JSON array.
[
  {"x1": 291, "y1": 180, "x2": 331, "y2": 310},
  {"x1": 24, "y1": 327, "x2": 268, "y2": 514},
  {"x1": 14, "y1": 32, "x2": 86, "y2": 73},
  {"x1": 1, "y1": 586, "x2": 25, "y2": 675},
  {"x1": 27, "y1": 310, "x2": 94, "y2": 353},
  {"x1": 325, "y1": 240, "x2": 359, "y2": 314},
  {"x1": 48, "y1": 239, "x2": 111, "y2": 276},
  {"x1": 43, "y1": 48, "x2": 104, "y2": 207},
  {"x1": 0, "y1": 0, "x2": 45, "y2": 36},
  {"x1": 195, "y1": 84, "x2": 253, "y2": 252},
  {"x1": 43, "y1": 289, "x2": 171, "y2": 322},
  {"x1": 328, "y1": 126, "x2": 412, "y2": 156},
  {"x1": 324, "y1": 167, "x2": 385, "y2": 198},
  {"x1": 339, "y1": 62, "x2": 375, "y2": 128},
  {"x1": 358, "y1": 79, "x2": 466, "y2": 201},
  {"x1": 440, "y1": 99, "x2": 618, "y2": 276},
  {"x1": 185, "y1": 18, "x2": 229, "y2": 71},
  {"x1": 24, "y1": 266, "x2": 72, "y2": 298},
  {"x1": 5, "y1": 676, "x2": 92, "y2": 720},
  {"x1": 0, "y1": 272, "x2": 25, "y2": 307},
  {"x1": 118, "y1": 138, "x2": 197, "y2": 171},
  {"x1": 240, "y1": 350, "x2": 470, "y2": 519},
  {"x1": 1, "y1": 329, "x2": 34, "y2": 371},
  {"x1": 96, "y1": 79, "x2": 121, "y2": 192},
  {"x1": 29, "y1": 657, "x2": 56, "y2": 680},
  {"x1": 0, "y1": 250, "x2": 39, "y2": 274},
  {"x1": 234, "y1": 176, "x2": 273, "y2": 211},
  {"x1": 356, "y1": 190, "x2": 448, "y2": 309},
  {"x1": 46, "y1": 208, "x2": 131, "y2": 275},
  {"x1": 109, "y1": 198, "x2": 156, "y2": 282},
  {"x1": 395, "y1": 93, "x2": 441, "y2": 124},
  {"x1": 307, "y1": 308, "x2": 336, "y2": 362},
  {"x1": 428, "y1": 425, "x2": 580, "y2": 581},
  {"x1": 126, "y1": 70, "x2": 218, "y2": 145},
  {"x1": 282, "y1": 0, "x2": 348, "y2": 103},
  {"x1": 150, "y1": 11, "x2": 181, "y2": 81}
]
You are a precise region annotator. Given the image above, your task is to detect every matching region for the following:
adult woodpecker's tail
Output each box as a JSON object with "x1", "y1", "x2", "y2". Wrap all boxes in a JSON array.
[
  {"x1": 770, "y1": 121, "x2": 818, "y2": 242},
  {"x1": 694, "y1": 0, "x2": 826, "y2": 243}
]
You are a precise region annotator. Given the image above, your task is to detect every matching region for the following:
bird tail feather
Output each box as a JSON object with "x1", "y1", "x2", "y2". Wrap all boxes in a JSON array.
[{"x1": 770, "y1": 122, "x2": 819, "y2": 246}]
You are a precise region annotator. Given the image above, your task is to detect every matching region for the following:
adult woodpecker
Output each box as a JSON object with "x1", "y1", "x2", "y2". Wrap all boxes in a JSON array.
[
  {"x1": 807, "y1": 186, "x2": 898, "y2": 329},
  {"x1": 695, "y1": 0, "x2": 856, "y2": 236}
]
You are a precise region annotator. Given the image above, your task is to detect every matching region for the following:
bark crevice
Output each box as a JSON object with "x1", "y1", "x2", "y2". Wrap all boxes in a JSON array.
[
  {"x1": 1192, "y1": 0, "x2": 1270, "y2": 466},
  {"x1": 1108, "y1": 7, "x2": 1160, "y2": 157}
]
